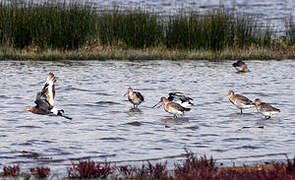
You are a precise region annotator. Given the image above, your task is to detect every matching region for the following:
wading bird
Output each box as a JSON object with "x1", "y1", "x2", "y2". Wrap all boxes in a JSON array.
[
  {"x1": 22, "y1": 72, "x2": 72, "y2": 120},
  {"x1": 253, "y1": 98, "x2": 280, "y2": 119},
  {"x1": 153, "y1": 97, "x2": 190, "y2": 118},
  {"x1": 227, "y1": 90, "x2": 254, "y2": 114},
  {"x1": 124, "y1": 87, "x2": 144, "y2": 108}
]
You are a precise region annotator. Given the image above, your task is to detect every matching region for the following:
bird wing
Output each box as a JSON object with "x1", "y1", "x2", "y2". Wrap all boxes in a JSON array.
[
  {"x1": 135, "y1": 92, "x2": 144, "y2": 101},
  {"x1": 260, "y1": 102, "x2": 280, "y2": 112},
  {"x1": 235, "y1": 94, "x2": 253, "y2": 105},
  {"x1": 169, "y1": 92, "x2": 193, "y2": 102},
  {"x1": 34, "y1": 92, "x2": 53, "y2": 113},
  {"x1": 41, "y1": 72, "x2": 56, "y2": 106},
  {"x1": 169, "y1": 102, "x2": 190, "y2": 112}
]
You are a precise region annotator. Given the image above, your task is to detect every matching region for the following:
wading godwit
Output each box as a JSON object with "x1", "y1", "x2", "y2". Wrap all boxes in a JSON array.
[
  {"x1": 124, "y1": 87, "x2": 144, "y2": 108},
  {"x1": 168, "y1": 92, "x2": 194, "y2": 108},
  {"x1": 22, "y1": 72, "x2": 72, "y2": 120},
  {"x1": 232, "y1": 60, "x2": 250, "y2": 72},
  {"x1": 153, "y1": 97, "x2": 191, "y2": 118},
  {"x1": 253, "y1": 98, "x2": 280, "y2": 119},
  {"x1": 227, "y1": 90, "x2": 254, "y2": 114}
]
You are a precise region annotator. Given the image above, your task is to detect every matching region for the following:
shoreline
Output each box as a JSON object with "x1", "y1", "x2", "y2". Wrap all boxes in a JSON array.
[
  {"x1": 1, "y1": 153, "x2": 294, "y2": 179},
  {"x1": 1, "y1": 48, "x2": 295, "y2": 61}
]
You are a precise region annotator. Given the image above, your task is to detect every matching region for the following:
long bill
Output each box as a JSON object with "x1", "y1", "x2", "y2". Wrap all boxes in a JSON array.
[{"x1": 152, "y1": 101, "x2": 162, "y2": 108}]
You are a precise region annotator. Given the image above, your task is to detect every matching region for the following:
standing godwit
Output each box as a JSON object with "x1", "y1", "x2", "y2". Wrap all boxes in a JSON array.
[
  {"x1": 253, "y1": 98, "x2": 280, "y2": 119},
  {"x1": 232, "y1": 60, "x2": 250, "y2": 72},
  {"x1": 22, "y1": 72, "x2": 72, "y2": 120},
  {"x1": 124, "y1": 87, "x2": 144, "y2": 108},
  {"x1": 168, "y1": 92, "x2": 194, "y2": 108},
  {"x1": 227, "y1": 90, "x2": 254, "y2": 114},
  {"x1": 153, "y1": 97, "x2": 191, "y2": 118}
]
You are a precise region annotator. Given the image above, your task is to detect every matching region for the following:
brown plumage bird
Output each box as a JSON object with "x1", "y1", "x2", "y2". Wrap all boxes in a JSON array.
[
  {"x1": 153, "y1": 97, "x2": 190, "y2": 118},
  {"x1": 227, "y1": 90, "x2": 255, "y2": 114},
  {"x1": 124, "y1": 87, "x2": 144, "y2": 108},
  {"x1": 21, "y1": 72, "x2": 72, "y2": 120},
  {"x1": 232, "y1": 60, "x2": 250, "y2": 72},
  {"x1": 253, "y1": 98, "x2": 280, "y2": 119}
]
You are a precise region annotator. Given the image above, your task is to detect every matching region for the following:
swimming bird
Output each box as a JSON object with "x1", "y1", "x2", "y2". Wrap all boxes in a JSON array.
[
  {"x1": 232, "y1": 60, "x2": 250, "y2": 72},
  {"x1": 253, "y1": 98, "x2": 280, "y2": 119},
  {"x1": 153, "y1": 97, "x2": 191, "y2": 118},
  {"x1": 22, "y1": 72, "x2": 72, "y2": 120},
  {"x1": 168, "y1": 92, "x2": 193, "y2": 108},
  {"x1": 227, "y1": 90, "x2": 254, "y2": 114},
  {"x1": 124, "y1": 87, "x2": 144, "y2": 108}
]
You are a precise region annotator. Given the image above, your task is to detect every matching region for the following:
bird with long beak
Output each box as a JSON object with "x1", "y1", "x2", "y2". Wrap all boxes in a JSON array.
[
  {"x1": 168, "y1": 92, "x2": 193, "y2": 108},
  {"x1": 232, "y1": 60, "x2": 250, "y2": 72},
  {"x1": 253, "y1": 98, "x2": 280, "y2": 119},
  {"x1": 153, "y1": 97, "x2": 191, "y2": 118},
  {"x1": 21, "y1": 72, "x2": 72, "y2": 120},
  {"x1": 124, "y1": 87, "x2": 144, "y2": 108},
  {"x1": 227, "y1": 90, "x2": 254, "y2": 114}
]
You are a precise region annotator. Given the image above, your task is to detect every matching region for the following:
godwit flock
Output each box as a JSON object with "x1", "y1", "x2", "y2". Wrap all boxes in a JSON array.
[{"x1": 22, "y1": 60, "x2": 280, "y2": 120}]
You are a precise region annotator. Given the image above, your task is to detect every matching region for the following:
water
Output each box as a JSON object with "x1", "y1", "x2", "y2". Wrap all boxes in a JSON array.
[{"x1": 0, "y1": 60, "x2": 295, "y2": 175}]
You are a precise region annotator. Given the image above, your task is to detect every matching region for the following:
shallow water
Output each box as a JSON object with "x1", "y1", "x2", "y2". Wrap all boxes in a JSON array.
[{"x1": 0, "y1": 60, "x2": 295, "y2": 175}]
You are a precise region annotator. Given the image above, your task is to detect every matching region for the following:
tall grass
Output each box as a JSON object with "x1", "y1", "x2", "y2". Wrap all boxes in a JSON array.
[
  {"x1": 97, "y1": 8, "x2": 163, "y2": 49},
  {"x1": 165, "y1": 9, "x2": 272, "y2": 51},
  {"x1": 0, "y1": 2, "x2": 98, "y2": 50},
  {"x1": 285, "y1": 16, "x2": 295, "y2": 45},
  {"x1": 0, "y1": 2, "x2": 275, "y2": 51}
]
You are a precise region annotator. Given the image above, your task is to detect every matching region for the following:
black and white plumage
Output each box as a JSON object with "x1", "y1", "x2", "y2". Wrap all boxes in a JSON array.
[
  {"x1": 23, "y1": 73, "x2": 72, "y2": 120},
  {"x1": 168, "y1": 92, "x2": 193, "y2": 108}
]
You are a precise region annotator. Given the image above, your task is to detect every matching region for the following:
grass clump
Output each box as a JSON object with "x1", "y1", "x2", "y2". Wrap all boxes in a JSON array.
[
  {"x1": 1, "y1": 165, "x2": 20, "y2": 177},
  {"x1": 29, "y1": 166, "x2": 50, "y2": 179},
  {"x1": 67, "y1": 160, "x2": 112, "y2": 179},
  {"x1": 97, "y1": 8, "x2": 163, "y2": 49},
  {"x1": 0, "y1": 1, "x2": 98, "y2": 50},
  {"x1": 165, "y1": 9, "x2": 272, "y2": 51}
]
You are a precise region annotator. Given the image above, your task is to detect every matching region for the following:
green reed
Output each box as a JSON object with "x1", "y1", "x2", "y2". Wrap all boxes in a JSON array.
[
  {"x1": 0, "y1": 2, "x2": 274, "y2": 51},
  {"x1": 0, "y1": 2, "x2": 97, "y2": 50},
  {"x1": 97, "y1": 8, "x2": 163, "y2": 49},
  {"x1": 165, "y1": 9, "x2": 272, "y2": 51},
  {"x1": 285, "y1": 16, "x2": 295, "y2": 45}
]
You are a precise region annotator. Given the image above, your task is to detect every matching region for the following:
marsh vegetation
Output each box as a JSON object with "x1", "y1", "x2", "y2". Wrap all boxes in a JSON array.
[{"x1": 0, "y1": 1, "x2": 295, "y2": 60}]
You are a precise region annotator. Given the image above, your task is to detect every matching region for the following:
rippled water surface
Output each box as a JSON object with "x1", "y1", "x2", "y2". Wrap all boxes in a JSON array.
[{"x1": 1, "y1": 60, "x2": 295, "y2": 174}]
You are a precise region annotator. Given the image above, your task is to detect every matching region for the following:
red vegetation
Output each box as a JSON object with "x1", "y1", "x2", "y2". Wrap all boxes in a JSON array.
[
  {"x1": 67, "y1": 160, "x2": 112, "y2": 178},
  {"x1": 29, "y1": 166, "x2": 50, "y2": 178},
  {"x1": 2, "y1": 153, "x2": 295, "y2": 179},
  {"x1": 2, "y1": 165, "x2": 20, "y2": 177}
]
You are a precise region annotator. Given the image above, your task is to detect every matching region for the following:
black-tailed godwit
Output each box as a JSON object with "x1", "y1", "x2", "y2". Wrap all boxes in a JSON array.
[
  {"x1": 227, "y1": 90, "x2": 254, "y2": 114},
  {"x1": 253, "y1": 98, "x2": 280, "y2": 119},
  {"x1": 168, "y1": 92, "x2": 193, "y2": 108},
  {"x1": 22, "y1": 72, "x2": 72, "y2": 120},
  {"x1": 153, "y1": 97, "x2": 190, "y2": 118},
  {"x1": 124, "y1": 87, "x2": 144, "y2": 108}
]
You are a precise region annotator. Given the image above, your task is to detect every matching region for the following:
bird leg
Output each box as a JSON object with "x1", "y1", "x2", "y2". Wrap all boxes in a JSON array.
[{"x1": 240, "y1": 109, "x2": 243, "y2": 114}]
